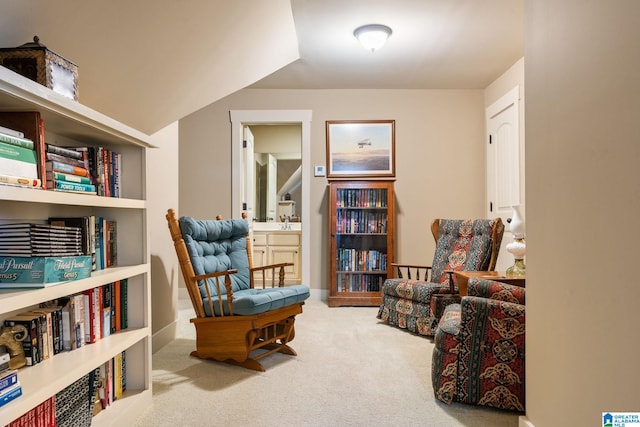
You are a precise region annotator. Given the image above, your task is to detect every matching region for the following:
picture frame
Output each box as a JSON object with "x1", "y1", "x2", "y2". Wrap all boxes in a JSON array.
[{"x1": 326, "y1": 120, "x2": 395, "y2": 178}]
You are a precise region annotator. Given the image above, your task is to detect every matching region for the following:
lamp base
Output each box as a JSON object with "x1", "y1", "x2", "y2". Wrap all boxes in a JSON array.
[{"x1": 506, "y1": 258, "x2": 526, "y2": 278}]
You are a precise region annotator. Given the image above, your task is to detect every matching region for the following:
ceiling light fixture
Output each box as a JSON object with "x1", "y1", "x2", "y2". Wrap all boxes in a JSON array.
[{"x1": 353, "y1": 24, "x2": 392, "y2": 52}]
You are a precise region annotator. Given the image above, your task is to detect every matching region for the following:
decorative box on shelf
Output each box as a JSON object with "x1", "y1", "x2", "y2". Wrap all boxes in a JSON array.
[{"x1": 0, "y1": 36, "x2": 78, "y2": 101}]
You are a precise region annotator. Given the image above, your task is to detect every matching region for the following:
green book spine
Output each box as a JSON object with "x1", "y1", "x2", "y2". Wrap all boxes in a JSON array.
[
  {"x1": 0, "y1": 132, "x2": 34, "y2": 150},
  {"x1": 47, "y1": 171, "x2": 92, "y2": 185},
  {"x1": 0, "y1": 140, "x2": 37, "y2": 163}
]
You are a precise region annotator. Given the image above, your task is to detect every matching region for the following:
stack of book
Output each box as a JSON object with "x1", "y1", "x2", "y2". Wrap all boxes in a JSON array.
[
  {"x1": 0, "y1": 223, "x2": 83, "y2": 258},
  {"x1": 0, "y1": 353, "x2": 21, "y2": 408},
  {"x1": 0, "y1": 222, "x2": 91, "y2": 289},
  {"x1": 0, "y1": 124, "x2": 40, "y2": 189},
  {"x1": 45, "y1": 143, "x2": 96, "y2": 194}
]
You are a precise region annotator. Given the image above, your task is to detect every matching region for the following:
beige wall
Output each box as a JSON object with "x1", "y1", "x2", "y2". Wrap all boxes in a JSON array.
[
  {"x1": 524, "y1": 1, "x2": 640, "y2": 426},
  {"x1": 179, "y1": 89, "x2": 487, "y2": 291},
  {"x1": 147, "y1": 122, "x2": 180, "y2": 351}
]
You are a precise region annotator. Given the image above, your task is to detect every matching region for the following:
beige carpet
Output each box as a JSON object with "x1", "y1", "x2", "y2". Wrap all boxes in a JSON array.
[{"x1": 131, "y1": 298, "x2": 519, "y2": 427}]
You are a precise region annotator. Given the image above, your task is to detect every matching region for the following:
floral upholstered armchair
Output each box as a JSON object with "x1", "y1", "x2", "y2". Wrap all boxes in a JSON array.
[
  {"x1": 431, "y1": 278, "x2": 526, "y2": 411},
  {"x1": 377, "y1": 218, "x2": 504, "y2": 336}
]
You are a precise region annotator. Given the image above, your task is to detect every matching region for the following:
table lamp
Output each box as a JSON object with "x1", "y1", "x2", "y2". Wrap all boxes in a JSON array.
[{"x1": 506, "y1": 205, "x2": 526, "y2": 278}]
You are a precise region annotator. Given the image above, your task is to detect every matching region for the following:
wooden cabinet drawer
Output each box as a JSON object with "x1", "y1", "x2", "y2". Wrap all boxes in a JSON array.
[
  {"x1": 268, "y1": 233, "x2": 300, "y2": 246},
  {"x1": 252, "y1": 233, "x2": 268, "y2": 246}
]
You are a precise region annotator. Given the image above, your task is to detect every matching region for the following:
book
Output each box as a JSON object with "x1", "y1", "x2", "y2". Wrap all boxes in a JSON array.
[
  {"x1": 0, "y1": 382, "x2": 22, "y2": 408},
  {"x1": 120, "y1": 278, "x2": 128, "y2": 329},
  {"x1": 110, "y1": 281, "x2": 116, "y2": 334},
  {"x1": 102, "y1": 282, "x2": 112, "y2": 338},
  {"x1": 0, "y1": 255, "x2": 92, "y2": 287},
  {"x1": 73, "y1": 294, "x2": 85, "y2": 349},
  {"x1": 106, "y1": 220, "x2": 117, "y2": 267},
  {"x1": 114, "y1": 352, "x2": 123, "y2": 400},
  {"x1": 0, "y1": 111, "x2": 47, "y2": 190},
  {"x1": 0, "y1": 370, "x2": 18, "y2": 393},
  {"x1": 45, "y1": 160, "x2": 91, "y2": 178},
  {"x1": 95, "y1": 217, "x2": 104, "y2": 270},
  {"x1": 0, "y1": 173, "x2": 41, "y2": 188},
  {"x1": 0, "y1": 132, "x2": 34, "y2": 150},
  {"x1": 82, "y1": 291, "x2": 93, "y2": 344},
  {"x1": 121, "y1": 351, "x2": 126, "y2": 392},
  {"x1": 46, "y1": 171, "x2": 92, "y2": 185},
  {"x1": 98, "y1": 362, "x2": 107, "y2": 409},
  {"x1": 45, "y1": 143, "x2": 82, "y2": 160},
  {"x1": 0, "y1": 124, "x2": 24, "y2": 138},
  {"x1": 45, "y1": 151, "x2": 87, "y2": 168},
  {"x1": 59, "y1": 297, "x2": 77, "y2": 351},
  {"x1": 114, "y1": 280, "x2": 121, "y2": 332},
  {"x1": 48, "y1": 180, "x2": 97, "y2": 194},
  {"x1": 72, "y1": 146, "x2": 92, "y2": 172},
  {"x1": 0, "y1": 140, "x2": 38, "y2": 178}
]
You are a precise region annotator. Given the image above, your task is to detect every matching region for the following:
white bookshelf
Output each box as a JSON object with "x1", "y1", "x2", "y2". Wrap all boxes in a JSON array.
[{"x1": 0, "y1": 66, "x2": 153, "y2": 424}]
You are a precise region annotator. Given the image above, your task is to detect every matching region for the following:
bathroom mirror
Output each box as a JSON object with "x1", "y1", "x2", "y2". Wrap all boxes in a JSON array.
[{"x1": 246, "y1": 124, "x2": 302, "y2": 222}]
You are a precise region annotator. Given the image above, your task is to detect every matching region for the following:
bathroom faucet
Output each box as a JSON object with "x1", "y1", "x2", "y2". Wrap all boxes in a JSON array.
[{"x1": 282, "y1": 216, "x2": 291, "y2": 230}]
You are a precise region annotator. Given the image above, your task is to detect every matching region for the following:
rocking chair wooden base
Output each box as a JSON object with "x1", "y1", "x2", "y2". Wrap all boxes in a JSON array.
[{"x1": 189, "y1": 303, "x2": 303, "y2": 372}]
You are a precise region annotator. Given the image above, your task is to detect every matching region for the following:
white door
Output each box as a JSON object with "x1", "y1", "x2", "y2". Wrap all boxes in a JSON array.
[
  {"x1": 242, "y1": 126, "x2": 255, "y2": 222},
  {"x1": 266, "y1": 154, "x2": 277, "y2": 221},
  {"x1": 486, "y1": 86, "x2": 523, "y2": 271}
]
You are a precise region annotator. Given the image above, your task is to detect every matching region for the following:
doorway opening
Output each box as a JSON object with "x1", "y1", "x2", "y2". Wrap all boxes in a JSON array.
[{"x1": 230, "y1": 110, "x2": 312, "y2": 288}]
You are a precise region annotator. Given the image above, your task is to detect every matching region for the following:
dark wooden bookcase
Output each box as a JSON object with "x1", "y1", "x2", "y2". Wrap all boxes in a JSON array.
[{"x1": 328, "y1": 181, "x2": 394, "y2": 307}]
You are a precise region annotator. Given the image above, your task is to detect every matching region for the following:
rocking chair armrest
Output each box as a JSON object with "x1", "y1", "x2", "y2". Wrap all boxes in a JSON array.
[
  {"x1": 193, "y1": 269, "x2": 238, "y2": 317},
  {"x1": 391, "y1": 263, "x2": 432, "y2": 281},
  {"x1": 250, "y1": 263, "x2": 294, "y2": 273},
  {"x1": 193, "y1": 269, "x2": 239, "y2": 282},
  {"x1": 250, "y1": 263, "x2": 294, "y2": 288}
]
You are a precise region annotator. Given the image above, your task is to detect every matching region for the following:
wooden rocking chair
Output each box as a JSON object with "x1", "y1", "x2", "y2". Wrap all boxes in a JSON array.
[{"x1": 166, "y1": 209, "x2": 310, "y2": 371}]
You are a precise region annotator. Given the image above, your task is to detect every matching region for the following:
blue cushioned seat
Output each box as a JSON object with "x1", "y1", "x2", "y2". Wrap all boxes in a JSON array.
[{"x1": 178, "y1": 216, "x2": 310, "y2": 317}]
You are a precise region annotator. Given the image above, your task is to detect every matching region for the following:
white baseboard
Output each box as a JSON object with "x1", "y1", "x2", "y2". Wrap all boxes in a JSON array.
[
  {"x1": 309, "y1": 288, "x2": 327, "y2": 302},
  {"x1": 152, "y1": 319, "x2": 177, "y2": 353}
]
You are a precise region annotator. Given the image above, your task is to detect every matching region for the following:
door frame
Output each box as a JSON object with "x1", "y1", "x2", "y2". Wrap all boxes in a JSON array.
[
  {"x1": 486, "y1": 85, "x2": 523, "y2": 271},
  {"x1": 230, "y1": 110, "x2": 312, "y2": 288}
]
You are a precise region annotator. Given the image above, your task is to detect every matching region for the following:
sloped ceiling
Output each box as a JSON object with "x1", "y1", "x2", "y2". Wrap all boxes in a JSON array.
[{"x1": 0, "y1": 0, "x2": 300, "y2": 134}]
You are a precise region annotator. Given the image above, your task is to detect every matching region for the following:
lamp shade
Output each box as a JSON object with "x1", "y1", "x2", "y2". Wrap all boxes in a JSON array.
[{"x1": 353, "y1": 24, "x2": 392, "y2": 52}]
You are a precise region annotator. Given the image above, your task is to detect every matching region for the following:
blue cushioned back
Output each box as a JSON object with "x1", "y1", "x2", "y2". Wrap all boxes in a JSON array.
[{"x1": 178, "y1": 216, "x2": 251, "y2": 298}]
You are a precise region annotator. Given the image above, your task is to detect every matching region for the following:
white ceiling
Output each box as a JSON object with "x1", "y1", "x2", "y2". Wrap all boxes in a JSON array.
[
  {"x1": 252, "y1": 0, "x2": 524, "y2": 90},
  {"x1": 0, "y1": 0, "x2": 523, "y2": 133}
]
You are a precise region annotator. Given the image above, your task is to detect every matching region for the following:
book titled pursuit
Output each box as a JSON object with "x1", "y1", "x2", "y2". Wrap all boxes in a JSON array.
[{"x1": 0, "y1": 255, "x2": 91, "y2": 287}]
